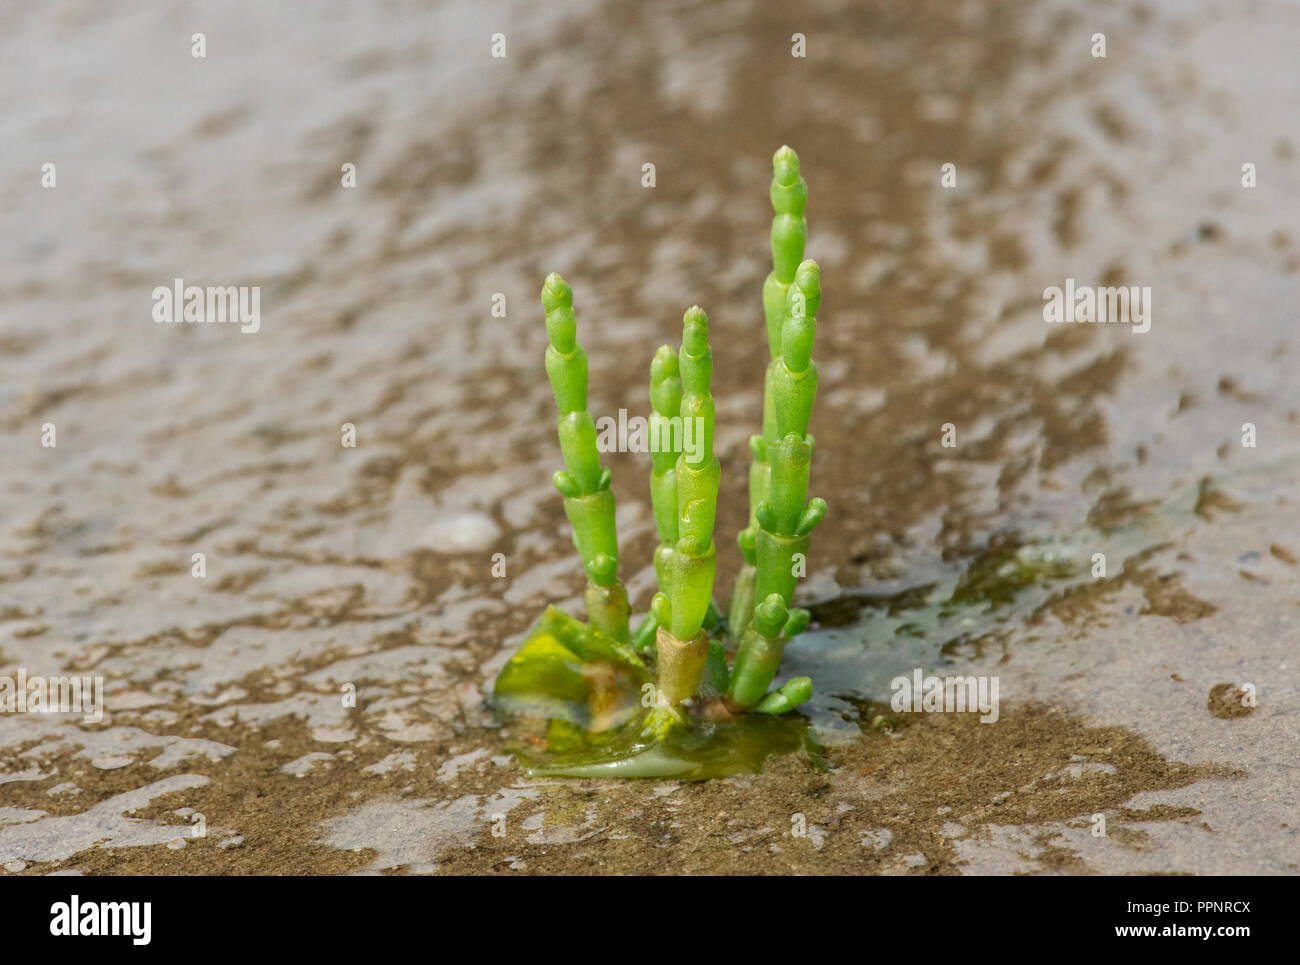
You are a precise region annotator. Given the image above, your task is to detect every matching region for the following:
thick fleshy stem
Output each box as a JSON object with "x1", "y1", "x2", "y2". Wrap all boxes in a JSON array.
[
  {"x1": 647, "y1": 345, "x2": 682, "y2": 648},
  {"x1": 652, "y1": 306, "x2": 720, "y2": 708},
  {"x1": 728, "y1": 593, "x2": 810, "y2": 709},
  {"x1": 542, "y1": 273, "x2": 629, "y2": 642},
  {"x1": 741, "y1": 260, "x2": 821, "y2": 625},
  {"x1": 752, "y1": 262, "x2": 825, "y2": 610},
  {"x1": 726, "y1": 535, "x2": 757, "y2": 645},
  {"x1": 763, "y1": 146, "x2": 808, "y2": 358},
  {"x1": 641, "y1": 598, "x2": 721, "y2": 654},
  {"x1": 654, "y1": 624, "x2": 709, "y2": 709},
  {"x1": 754, "y1": 433, "x2": 827, "y2": 606},
  {"x1": 732, "y1": 149, "x2": 809, "y2": 637},
  {"x1": 766, "y1": 259, "x2": 820, "y2": 444},
  {"x1": 632, "y1": 347, "x2": 683, "y2": 655}
]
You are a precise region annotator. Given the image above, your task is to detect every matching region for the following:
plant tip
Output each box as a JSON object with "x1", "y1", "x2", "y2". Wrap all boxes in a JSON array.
[
  {"x1": 682, "y1": 305, "x2": 709, "y2": 354},
  {"x1": 541, "y1": 272, "x2": 572, "y2": 310},
  {"x1": 650, "y1": 344, "x2": 679, "y2": 381},
  {"x1": 773, "y1": 145, "x2": 800, "y2": 184}
]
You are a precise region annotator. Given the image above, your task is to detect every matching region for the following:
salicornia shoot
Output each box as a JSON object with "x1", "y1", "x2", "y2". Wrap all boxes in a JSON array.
[
  {"x1": 542, "y1": 272, "x2": 630, "y2": 643},
  {"x1": 494, "y1": 146, "x2": 826, "y2": 765},
  {"x1": 731, "y1": 145, "x2": 809, "y2": 637}
]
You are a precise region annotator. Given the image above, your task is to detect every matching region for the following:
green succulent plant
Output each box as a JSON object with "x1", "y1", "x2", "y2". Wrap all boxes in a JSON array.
[
  {"x1": 493, "y1": 146, "x2": 826, "y2": 774},
  {"x1": 541, "y1": 273, "x2": 630, "y2": 644}
]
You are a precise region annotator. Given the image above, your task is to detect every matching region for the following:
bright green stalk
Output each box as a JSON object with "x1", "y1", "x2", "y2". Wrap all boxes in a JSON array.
[
  {"x1": 728, "y1": 472, "x2": 759, "y2": 640},
  {"x1": 753, "y1": 435, "x2": 827, "y2": 606},
  {"x1": 763, "y1": 146, "x2": 808, "y2": 358},
  {"x1": 651, "y1": 306, "x2": 720, "y2": 708},
  {"x1": 631, "y1": 346, "x2": 684, "y2": 656},
  {"x1": 732, "y1": 147, "x2": 809, "y2": 637},
  {"x1": 636, "y1": 346, "x2": 725, "y2": 656},
  {"x1": 753, "y1": 261, "x2": 826, "y2": 609},
  {"x1": 649, "y1": 345, "x2": 683, "y2": 598},
  {"x1": 766, "y1": 259, "x2": 820, "y2": 443},
  {"x1": 663, "y1": 305, "x2": 719, "y2": 638},
  {"x1": 541, "y1": 273, "x2": 629, "y2": 642},
  {"x1": 728, "y1": 593, "x2": 809, "y2": 709}
]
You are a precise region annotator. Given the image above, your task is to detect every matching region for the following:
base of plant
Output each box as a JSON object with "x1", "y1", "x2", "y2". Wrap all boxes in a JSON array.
[
  {"x1": 514, "y1": 704, "x2": 818, "y2": 780},
  {"x1": 492, "y1": 606, "x2": 816, "y2": 779},
  {"x1": 654, "y1": 625, "x2": 709, "y2": 708}
]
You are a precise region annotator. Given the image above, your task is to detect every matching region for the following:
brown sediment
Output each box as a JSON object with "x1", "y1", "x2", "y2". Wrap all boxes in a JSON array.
[
  {"x1": 1086, "y1": 487, "x2": 1163, "y2": 531},
  {"x1": 1268, "y1": 544, "x2": 1296, "y2": 565},
  {"x1": 1206, "y1": 683, "x2": 1256, "y2": 720},
  {"x1": 430, "y1": 704, "x2": 1222, "y2": 876},
  {"x1": 1193, "y1": 477, "x2": 1245, "y2": 521},
  {"x1": 5, "y1": 717, "x2": 378, "y2": 876},
  {"x1": 1129, "y1": 568, "x2": 1218, "y2": 624},
  {"x1": 1030, "y1": 546, "x2": 1218, "y2": 630},
  {"x1": 7, "y1": 701, "x2": 1218, "y2": 876}
]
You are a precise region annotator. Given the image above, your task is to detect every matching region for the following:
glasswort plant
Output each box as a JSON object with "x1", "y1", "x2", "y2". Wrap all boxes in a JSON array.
[{"x1": 492, "y1": 146, "x2": 826, "y2": 778}]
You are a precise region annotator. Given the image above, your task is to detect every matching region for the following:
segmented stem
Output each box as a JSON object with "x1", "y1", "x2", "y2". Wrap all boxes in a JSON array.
[
  {"x1": 652, "y1": 306, "x2": 721, "y2": 705},
  {"x1": 649, "y1": 345, "x2": 683, "y2": 592},
  {"x1": 733, "y1": 147, "x2": 810, "y2": 637},
  {"x1": 752, "y1": 261, "x2": 826, "y2": 612},
  {"x1": 728, "y1": 593, "x2": 810, "y2": 709},
  {"x1": 541, "y1": 273, "x2": 629, "y2": 640},
  {"x1": 763, "y1": 146, "x2": 808, "y2": 359}
]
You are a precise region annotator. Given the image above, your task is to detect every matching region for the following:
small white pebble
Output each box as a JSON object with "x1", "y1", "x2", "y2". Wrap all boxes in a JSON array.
[{"x1": 427, "y1": 513, "x2": 499, "y2": 553}]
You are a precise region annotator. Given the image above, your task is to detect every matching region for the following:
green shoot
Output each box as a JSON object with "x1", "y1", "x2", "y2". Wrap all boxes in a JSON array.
[
  {"x1": 495, "y1": 146, "x2": 828, "y2": 773},
  {"x1": 542, "y1": 273, "x2": 630, "y2": 642},
  {"x1": 731, "y1": 145, "x2": 809, "y2": 637},
  {"x1": 651, "y1": 306, "x2": 720, "y2": 712}
]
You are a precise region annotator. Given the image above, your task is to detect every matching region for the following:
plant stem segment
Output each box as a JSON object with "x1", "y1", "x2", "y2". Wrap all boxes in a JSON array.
[
  {"x1": 645, "y1": 344, "x2": 683, "y2": 653},
  {"x1": 763, "y1": 146, "x2": 808, "y2": 358},
  {"x1": 729, "y1": 593, "x2": 810, "y2": 709},
  {"x1": 752, "y1": 261, "x2": 825, "y2": 612},
  {"x1": 659, "y1": 306, "x2": 719, "y2": 643},
  {"x1": 542, "y1": 273, "x2": 629, "y2": 641},
  {"x1": 651, "y1": 306, "x2": 720, "y2": 708},
  {"x1": 654, "y1": 625, "x2": 709, "y2": 709},
  {"x1": 733, "y1": 147, "x2": 809, "y2": 637}
]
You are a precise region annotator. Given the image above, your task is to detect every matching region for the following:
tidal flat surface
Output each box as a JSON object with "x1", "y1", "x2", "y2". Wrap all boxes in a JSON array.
[{"x1": 1, "y1": 0, "x2": 1297, "y2": 874}]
